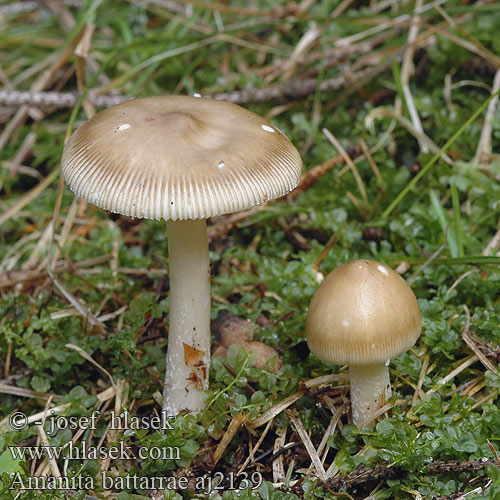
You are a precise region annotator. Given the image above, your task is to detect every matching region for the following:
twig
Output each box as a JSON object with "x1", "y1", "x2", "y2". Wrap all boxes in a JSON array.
[
  {"x1": 287, "y1": 146, "x2": 362, "y2": 201},
  {"x1": 0, "y1": 254, "x2": 112, "y2": 289},
  {"x1": 467, "y1": 332, "x2": 500, "y2": 361},
  {"x1": 324, "y1": 460, "x2": 494, "y2": 492},
  {"x1": 0, "y1": 67, "x2": 376, "y2": 109},
  {"x1": 0, "y1": 0, "x2": 81, "y2": 16},
  {"x1": 0, "y1": 89, "x2": 128, "y2": 108},
  {"x1": 461, "y1": 305, "x2": 498, "y2": 374},
  {"x1": 433, "y1": 486, "x2": 488, "y2": 500}
]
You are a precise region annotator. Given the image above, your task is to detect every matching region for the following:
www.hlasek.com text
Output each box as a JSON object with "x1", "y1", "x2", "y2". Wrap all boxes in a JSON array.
[{"x1": 10, "y1": 441, "x2": 180, "y2": 461}]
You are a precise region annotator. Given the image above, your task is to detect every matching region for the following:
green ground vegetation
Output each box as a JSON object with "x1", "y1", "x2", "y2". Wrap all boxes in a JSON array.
[{"x1": 1, "y1": 0, "x2": 500, "y2": 499}]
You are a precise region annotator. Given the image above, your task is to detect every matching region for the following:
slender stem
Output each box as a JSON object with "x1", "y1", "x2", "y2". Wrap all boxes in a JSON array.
[
  {"x1": 349, "y1": 363, "x2": 391, "y2": 427},
  {"x1": 163, "y1": 219, "x2": 210, "y2": 415}
]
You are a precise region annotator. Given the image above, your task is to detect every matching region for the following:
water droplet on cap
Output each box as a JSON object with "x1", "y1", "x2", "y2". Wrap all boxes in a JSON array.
[{"x1": 378, "y1": 265, "x2": 389, "y2": 276}]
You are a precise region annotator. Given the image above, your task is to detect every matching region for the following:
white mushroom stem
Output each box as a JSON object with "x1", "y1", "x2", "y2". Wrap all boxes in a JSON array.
[
  {"x1": 163, "y1": 219, "x2": 211, "y2": 416},
  {"x1": 349, "y1": 363, "x2": 392, "y2": 427}
]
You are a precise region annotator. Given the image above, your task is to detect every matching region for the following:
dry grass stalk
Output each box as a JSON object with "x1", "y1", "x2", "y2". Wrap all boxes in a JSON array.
[
  {"x1": 397, "y1": 0, "x2": 428, "y2": 153},
  {"x1": 213, "y1": 413, "x2": 248, "y2": 465},
  {"x1": 36, "y1": 419, "x2": 63, "y2": 478},
  {"x1": 365, "y1": 107, "x2": 454, "y2": 165},
  {"x1": 281, "y1": 23, "x2": 321, "y2": 80},
  {"x1": 42, "y1": 0, "x2": 76, "y2": 33},
  {"x1": 1, "y1": 232, "x2": 41, "y2": 272},
  {"x1": 4, "y1": 342, "x2": 12, "y2": 378},
  {"x1": 0, "y1": 254, "x2": 112, "y2": 288},
  {"x1": 272, "y1": 426, "x2": 287, "y2": 483},
  {"x1": 322, "y1": 129, "x2": 369, "y2": 209},
  {"x1": 425, "y1": 354, "x2": 479, "y2": 396},
  {"x1": 0, "y1": 168, "x2": 60, "y2": 227},
  {"x1": 0, "y1": 386, "x2": 116, "y2": 432},
  {"x1": 100, "y1": 379, "x2": 126, "y2": 474},
  {"x1": 7, "y1": 131, "x2": 37, "y2": 178},
  {"x1": 49, "y1": 196, "x2": 79, "y2": 270},
  {"x1": 287, "y1": 409, "x2": 326, "y2": 481},
  {"x1": 238, "y1": 418, "x2": 273, "y2": 474},
  {"x1": 0, "y1": 22, "x2": 86, "y2": 149},
  {"x1": 411, "y1": 353, "x2": 430, "y2": 405},
  {"x1": 445, "y1": 269, "x2": 478, "y2": 299},
  {"x1": 471, "y1": 391, "x2": 495, "y2": 411},
  {"x1": 463, "y1": 379, "x2": 485, "y2": 398},
  {"x1": 359, "y1": 138, "x2": 385, "y2": 189},
  {"x1": 357, "y1": 399, "x2": 406, "y2": 429},
  {"x1": 316, "y1": 403, "x2": 347, "y2": 468},
  {"x1": 0, "y1": 383, "x2": 60, "y2": 400},
  {"x1": 75, "y1": 22, "x2": 97, "y2": 118},
  {"x1": 303, "y1": 373, "x2": 350, "y2": 389},
  {"x1": 474, "y1": 69, "x2": 500, "y2": 165},
  {"x1": 50, "y1": 272, "x2": 106, "y2": 332},
  {"x1": 312, "y1": 234, "x2": 338, "y2": 273},
  {"x1": 332, "y1": 0, "x2": 355, "y2": 17},
  {"x1": 2, "y1": 160, "x2": 42, "y2": 179},
  {"x1": 250, "y1": 373, "x2": 351, "y2": 428},
  {"x1": 432, "y1": 1, "x2": 500, "y2": 68},
  {"x1": 250, "y1": 391, "x2": 305, "y2": 428},
  {"x1": 66, "y1": 343, "x2": 116, "y2": 388}
]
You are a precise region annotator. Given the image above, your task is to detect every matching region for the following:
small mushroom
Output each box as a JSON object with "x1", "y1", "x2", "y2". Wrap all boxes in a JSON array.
[
  {"x1": 306, "y1": 259, "x2": 421, "y2": 427},
  {"x1": 61, "y1": 95, "x2": 301, "y2": 416}
]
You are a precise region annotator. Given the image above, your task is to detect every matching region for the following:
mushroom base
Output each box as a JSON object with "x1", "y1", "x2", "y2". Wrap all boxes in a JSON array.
[
  {"x1": 349, "y1": 363, "x2": 392, "y2": 427},
  {"x1": 163, "y1": 219, "x2": 211, "y2": 416}
]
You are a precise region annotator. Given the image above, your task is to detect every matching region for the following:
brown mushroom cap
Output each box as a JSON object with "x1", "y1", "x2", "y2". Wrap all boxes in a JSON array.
[
  {"x1": 61, "y1": 95, "x2": 302, "y2": 220},
  {"x1": 306, "y1": 259, "x2": 421, "y2": 366}
]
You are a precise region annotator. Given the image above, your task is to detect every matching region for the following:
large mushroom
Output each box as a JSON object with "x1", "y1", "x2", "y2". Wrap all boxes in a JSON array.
[
  {"x1": 61, "y1": 95, "x2": 301, "y2": 416},
  {"x1": 306, "y1": 259, "x2": 421, "y2": 427}
]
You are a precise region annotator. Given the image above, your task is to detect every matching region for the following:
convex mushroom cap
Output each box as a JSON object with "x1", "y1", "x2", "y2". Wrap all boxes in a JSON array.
[
  {"x1": 306, "y1": 259, "x2": 421, "y2": 366},
  {"x1": 62, "y1": 95, "x2": 302, "y2": 220}
]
